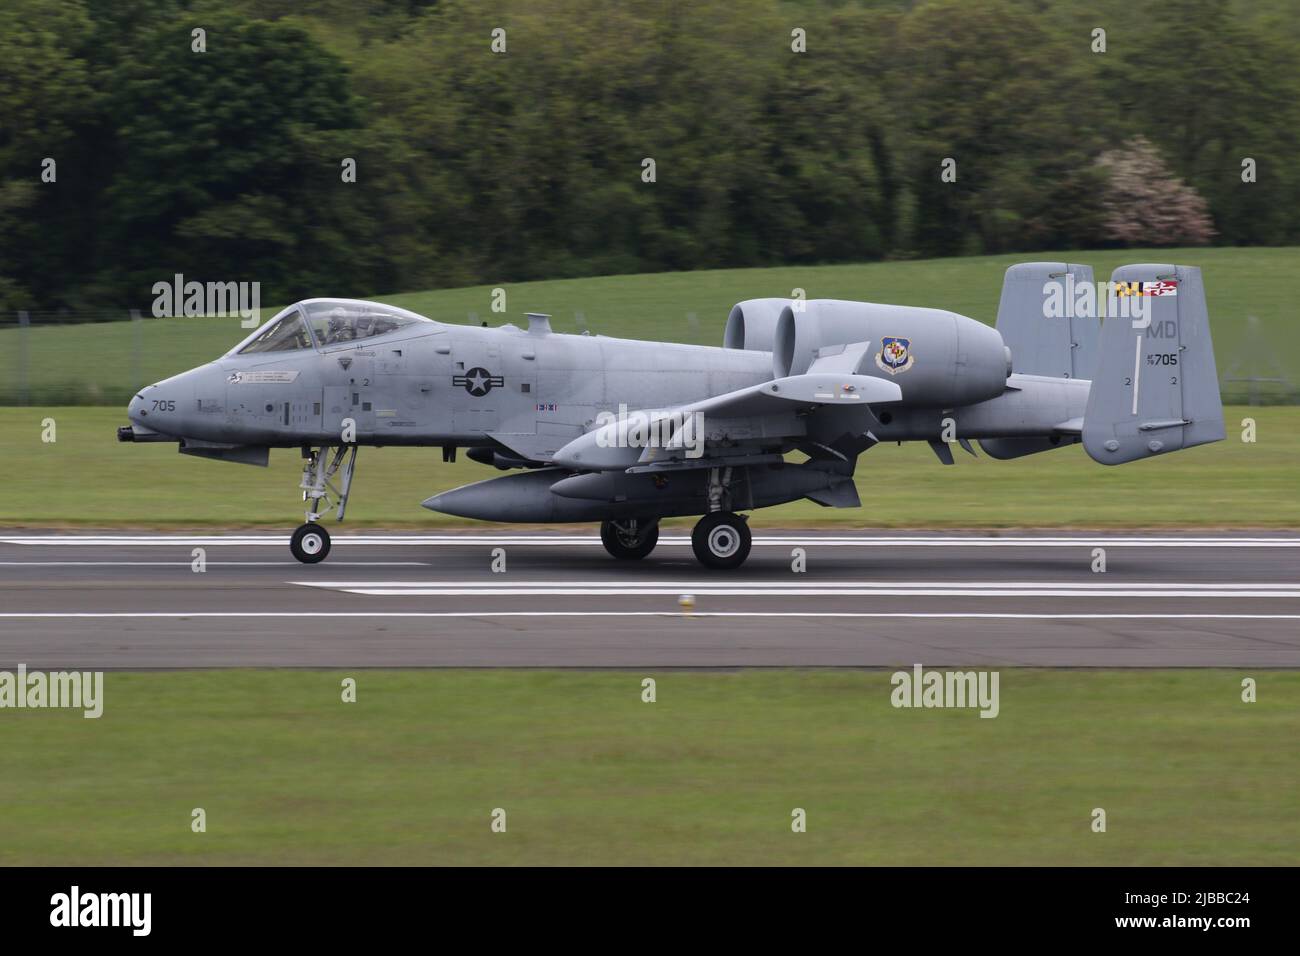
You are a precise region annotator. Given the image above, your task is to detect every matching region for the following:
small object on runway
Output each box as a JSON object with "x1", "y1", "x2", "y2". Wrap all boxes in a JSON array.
[{"x1": 678, "y1": 593, "x2": 696, "y2": 616}]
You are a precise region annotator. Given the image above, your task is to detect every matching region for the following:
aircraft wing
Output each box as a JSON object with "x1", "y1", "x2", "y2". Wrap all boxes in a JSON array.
[
  {"x1": 685, "y1": 369, "x2": 900, "y2": 418},
  {"x1": 551, "y1": 372, "x2": 902, "y2": 471}
]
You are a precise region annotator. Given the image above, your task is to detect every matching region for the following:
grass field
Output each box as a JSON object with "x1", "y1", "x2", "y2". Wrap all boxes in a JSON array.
[
  {"x1": 4, "y1": 252, "x2": 1293, "y2": 870},
  {"x1": 0, "y1": 668, "x2": 1294, "y2": 865},
  {"x1": 0, "y1": 405, "x2": 1294, "y2": 528},
  {"x1": 2, "y1": 247, "x2": 1296, "y2": 405}
]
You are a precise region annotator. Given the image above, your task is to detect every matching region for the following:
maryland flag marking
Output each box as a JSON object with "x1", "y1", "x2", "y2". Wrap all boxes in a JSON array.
[{"x1": 1115, "y1": 280, "x2": 1179, "y2": 297}]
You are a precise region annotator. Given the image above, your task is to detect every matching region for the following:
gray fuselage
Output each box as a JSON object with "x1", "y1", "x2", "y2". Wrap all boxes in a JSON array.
[{"x1": 129, "y1": 316, "x2": 1087, "y2": 457}]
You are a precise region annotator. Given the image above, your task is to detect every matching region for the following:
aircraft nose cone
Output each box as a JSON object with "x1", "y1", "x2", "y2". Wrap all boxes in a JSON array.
[
  {"x1": 121, "y1": 387, "x2": 164, "y2": 441},
  {"x1": 127, "y1": 390, "x2": 148, "y2": 426},
  {"x1": 126, "y1": 370, "x2": 193, "y2": 434}
]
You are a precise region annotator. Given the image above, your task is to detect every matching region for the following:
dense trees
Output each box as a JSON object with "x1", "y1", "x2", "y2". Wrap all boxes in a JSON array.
[
  {"x1": 1, "y1": 0, "x2": 1296, "y2": 313},
  {"x1": 1096, "y1": 137, "x2": 1215, "y2": 246}
]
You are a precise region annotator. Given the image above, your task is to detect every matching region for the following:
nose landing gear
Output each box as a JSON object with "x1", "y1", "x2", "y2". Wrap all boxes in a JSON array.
[{"x1": 290, "y1": 444, "x2": 358, "y2": 564}]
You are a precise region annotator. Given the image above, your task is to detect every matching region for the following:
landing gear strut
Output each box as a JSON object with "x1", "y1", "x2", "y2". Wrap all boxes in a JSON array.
[
  {"x1": 600, "y1": 518, "x2": 660, "y2": 560},
  {"x1": 691, "y1": 511, "x2": 751, "y2": 569},
  {"x1": 291, "y1": 445, "x2": 358, "y2": 564}
]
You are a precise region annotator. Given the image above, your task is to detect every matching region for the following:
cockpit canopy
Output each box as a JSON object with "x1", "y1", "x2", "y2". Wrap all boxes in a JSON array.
[{"x1": 234, "y1": 298, "x2": 434, "y2": 354}]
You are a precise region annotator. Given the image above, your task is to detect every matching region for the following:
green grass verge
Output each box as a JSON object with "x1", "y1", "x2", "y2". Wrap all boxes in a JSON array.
[
  {"x1": 2, "y1": 247, "x2": 1296, "y2": 405},
  {"x1": 0, "y1": 406, "x2": 1294, "y2": 528},
  {"x1": 0, "y1": 669, "x2": 1295, "y2": 865}
]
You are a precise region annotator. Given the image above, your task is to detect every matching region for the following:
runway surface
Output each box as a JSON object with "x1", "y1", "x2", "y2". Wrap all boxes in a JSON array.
[{"x1": 0, "y1": 530, "x2": 1298, "y2": 668}]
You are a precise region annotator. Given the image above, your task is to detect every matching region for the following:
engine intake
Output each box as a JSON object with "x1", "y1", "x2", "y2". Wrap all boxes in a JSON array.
[{"x1": 723, "y1": 298, "x2": 792, "y2": 352}]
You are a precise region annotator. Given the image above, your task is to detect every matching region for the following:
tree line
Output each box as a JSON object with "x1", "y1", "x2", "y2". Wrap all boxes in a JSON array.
[{"x1": 1, "y1": 0, "x2": 1297, "y2": 316}]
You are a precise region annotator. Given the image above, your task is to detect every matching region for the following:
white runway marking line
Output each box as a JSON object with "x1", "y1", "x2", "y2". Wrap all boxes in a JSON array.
[
  {"x1": 2, "y1": 613, "x2": 1300, "y2": 621},
  {"x1": 290, "y1": 580, "x2": 1300, "y2": 598},
  {"x1": 0, "y1": 561, "x2": 427, "y2": 567},
  {"x1": 292, "y1": 580, "x2": 1300, "y2": 589},
  {"x1": 2, "y1": 612, "x2": 1299, "y2": 620},
  {"x1": 3, "y1": 534, "x2": 1300, "y2": 548},
  {"x1": 306, "y1": 589, "x2": 1300, "y2": 598}
]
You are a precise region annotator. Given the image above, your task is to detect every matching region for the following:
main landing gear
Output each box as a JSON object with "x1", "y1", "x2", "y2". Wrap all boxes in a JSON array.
[
  {"x1": 691, "y1": 511, "x2": 751, "y2": 570},
  {"x1": 690, "y1": 465, "x2": 751, "y2": 569},
  {"x1": 597, "y1": 467, "x2": 753, "y2": 569},
  {"x1": 290, "y1": 445, "x2": 358, "y2": 564},
  {"x1": 600, "y1": 518, "x2": 660, "y2": 560},
  {"x1": 600, "y1": 512, "x2": 752, "y2": 568}
]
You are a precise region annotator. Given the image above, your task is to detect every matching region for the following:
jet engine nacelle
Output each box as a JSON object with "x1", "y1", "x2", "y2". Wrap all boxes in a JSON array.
[
  {"x1": 722, "y1": 298, "x2": 792, "y2": 352},
  {"x1": 773, "y1": 300, "x2": 1011, "y2": 407}
]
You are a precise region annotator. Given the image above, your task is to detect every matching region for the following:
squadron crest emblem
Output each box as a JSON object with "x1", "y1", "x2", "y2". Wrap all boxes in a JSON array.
[{"x1": 875, "y1": 336, "x2": 914, "y2": 375}]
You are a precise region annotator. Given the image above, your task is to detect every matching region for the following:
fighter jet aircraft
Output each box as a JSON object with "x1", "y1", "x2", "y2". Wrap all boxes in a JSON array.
[{"x1": 118, "y1": 262, "x2": 1224, "y2": 568}]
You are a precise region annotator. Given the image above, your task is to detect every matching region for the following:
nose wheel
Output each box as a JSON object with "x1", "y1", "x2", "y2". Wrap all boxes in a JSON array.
[
  {"x1": 288, "y1": 444, "x2": 358, "y2": 564},
  {"x1": 290, "y1": 523, "x2": 331, "y2": 564},
  {"x1": 691, "y1": 511, "x2": 751, "y2": 570}
]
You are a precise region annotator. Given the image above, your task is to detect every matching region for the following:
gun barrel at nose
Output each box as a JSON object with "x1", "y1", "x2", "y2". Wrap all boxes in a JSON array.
[{"x1": 117, "y1": 424, "x2": 171, "y2": 442}]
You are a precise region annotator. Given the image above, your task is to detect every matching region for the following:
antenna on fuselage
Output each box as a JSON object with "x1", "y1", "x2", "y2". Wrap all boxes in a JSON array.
[{"x1": 525, "y1": 312, "x2": 552, "y2": 335}]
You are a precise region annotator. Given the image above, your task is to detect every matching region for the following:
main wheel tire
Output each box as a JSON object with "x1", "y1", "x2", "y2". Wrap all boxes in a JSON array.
[
  {"x1": 691, "y1": 512, "x2": 751, "y2": 570},
  {"x1": 290, "y1": 523, "x2": 331, "y2": 564},
  {"x1": 600, "y1": 518, "x2": 660, "y2": 560}
]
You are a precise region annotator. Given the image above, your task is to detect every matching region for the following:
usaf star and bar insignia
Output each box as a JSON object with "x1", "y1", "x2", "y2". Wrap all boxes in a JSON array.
[{"x1": 453, "y1": 367, "x2": 504, "y2": 396}]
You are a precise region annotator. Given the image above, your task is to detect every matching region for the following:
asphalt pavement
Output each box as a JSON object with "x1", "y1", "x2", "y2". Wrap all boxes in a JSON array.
[{"x1": 0, "y1": 530, "x2": 1296, "y2": 668}]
